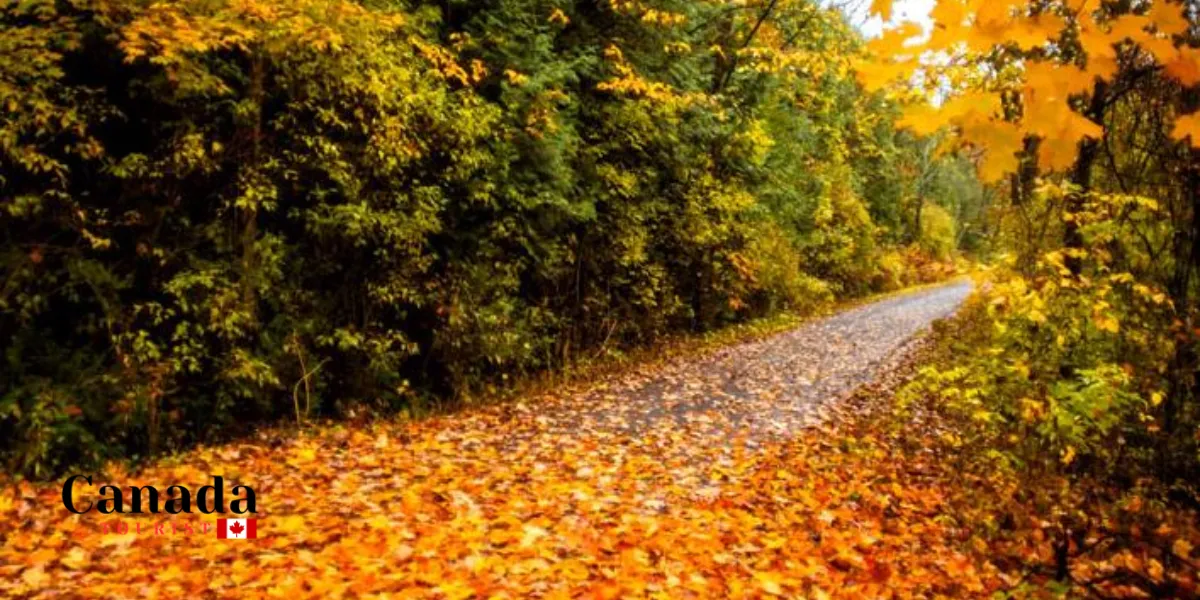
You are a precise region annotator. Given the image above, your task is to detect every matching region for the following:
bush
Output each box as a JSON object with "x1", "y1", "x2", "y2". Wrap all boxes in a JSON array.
[
  {"x1": 919, "y1": 203, "x2": 957, "y2": 260},
  {"x1": 741, "y1": 224, "x2": 834, "y2": 316},
  {"x1": 0, "y1": 0, "x2": 970, "y2": 477},
  {"x1": 901, "y1": 184, "x2": 1186, "y2": 489}
]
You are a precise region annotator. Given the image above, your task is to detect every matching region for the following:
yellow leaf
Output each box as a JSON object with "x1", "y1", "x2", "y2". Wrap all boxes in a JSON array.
[
  {"x1": 1095, "y1": 315, "x2": 1120, "y2": 333},
  {"x1": 21, "y1": 566, "x2": 48, "y2": 589},
  {"x1": 866, "y1": 22, "x2": 924, "y2": 57},
  {"x1": 1147, "y1": 558, "x2": 1165, "y2": 582},
  {"x1": 559, "y1": 559, "x2": 590, "y2": 580},
  {"x1": 754, "y1": 571, "x2": 786, "y2": 595},
  {"x1": 1171, "y1": 112, "x2": 1200, "y2": 148},
  {"x1": 1022, "y1": 63, "x2": 1102, "y2": 169},
  {"x1": 870, "y1": 0, "x2": 893, "y2": 21},
  {"x1": 927, "y1": 0, "x2": 969, "y2": 50},
  {"x1": 1106, "y1": 14, "x2": 1151, "y2": 42},
  {"x1": 1006, "y1": 14, "x2": 1066, "y2": 51},
  {"x1": 941, "y1": 91, "x2": 1002, "y2": 122},
  {"x1": 898, "y1": 103, "x2": 946, "y2": 136},
  {"x1": 60, "y1": 547, "x2": 89, "y2": 570},
  {"x1": 1025, "y1": 61, "x2": 1095, "y2": 101},
  {"x1": 1149, "y1": 0, "x2": 1188, "y2": 36},
  {"x1": 276, "y1": 515, "x2": 307, "y2": 534},
  {"x1": 961, "y1": 120, "x2": 1022, "y2": 182},
  {"x1": 548, "y1": 8, "x2": 570, "y2": 25},
  {"x1": 1141, "y1": 35, "x2": 1179, "y2": 66},
  {"x1": 1079, "y1": 15, "x2": 1141, "y2": 80},
  {"x1": 973, "y1": 0, "x2": 1021, "y2": 27},
  {"x1": 1037, "y1": 133, "x2": 1081, "y2": 172},
  {"x1": 520, "y1": 524, "x2": 548, "y2": 547},
  {"x1": 1165, "y1": 47, "x2": 1200, "y2": 85}
]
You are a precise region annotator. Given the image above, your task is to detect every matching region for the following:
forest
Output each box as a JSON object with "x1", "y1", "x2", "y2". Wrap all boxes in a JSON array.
[
  {"x1": 1, "y1": 0, "x2": 980, "y2": 475},
  {"x1": 1, "y1": 0, "x2": 1199, "y2": 597}
]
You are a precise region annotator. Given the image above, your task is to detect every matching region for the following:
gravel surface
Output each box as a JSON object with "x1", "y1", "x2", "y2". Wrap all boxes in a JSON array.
[{"x1": 533, "y1": 279, "x2": 974, "y2": 442}]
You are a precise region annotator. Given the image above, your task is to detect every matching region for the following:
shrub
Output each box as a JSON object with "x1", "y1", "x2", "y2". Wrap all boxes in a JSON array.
[{"x1": 0, "y1": 0, "x2": 970, "y2": 477}]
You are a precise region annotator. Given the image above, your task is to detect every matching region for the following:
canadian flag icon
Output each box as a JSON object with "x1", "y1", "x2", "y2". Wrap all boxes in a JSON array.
[{"x1": 217, "y1": 518, "x2": 257, "y2": 539}]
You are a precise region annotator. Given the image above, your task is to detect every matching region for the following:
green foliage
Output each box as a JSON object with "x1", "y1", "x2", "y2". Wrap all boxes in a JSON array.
[
  {"x1": 740, "y1": 223, "x2": 833, "y2": 315},
  {"x1": 0, "y1": 0, "x2": 973, "y2": 476},
  {"x1": 918, "y1": 203, "x2": 956, "y2": 260},
  {"x1": 904, "y1": 183, "x2": 1183, "y2": 486}
]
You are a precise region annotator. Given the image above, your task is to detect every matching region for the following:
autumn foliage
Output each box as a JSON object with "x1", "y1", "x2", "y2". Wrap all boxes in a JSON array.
[
  {"x1": 4, "y1": 0, "x2": 1200, "y2": 596},
  {"x1": 0, "y1": 351, "x2": 1059, "y2": 598},
  {"x1": 859, "y1": 0, "x2": 1200, "y2": 594},
  {"x1": 0, "y1": 0, "x2": 974, "y2": 476}
]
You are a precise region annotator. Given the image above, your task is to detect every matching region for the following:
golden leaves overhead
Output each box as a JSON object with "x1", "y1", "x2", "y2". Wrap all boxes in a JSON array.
[
  {"x1": 856, "y1": 0, "x2": 1200, "y2": 180},
  {"x1": 869, "y1": 0, "x2": 893, "y2": 22},
  {"x1": 1148, "y1": 0, "x2": 1189, "y2": 36},
  {"x1": 967, "y1": 120, "x2": 1024, "y2": 182},
  {"x1": 1171, "y1": 112, "x2": 1200, "y2": 148},
  {"x1": 1165, "y1": 47, "x2": 1200, "y2": 86}
]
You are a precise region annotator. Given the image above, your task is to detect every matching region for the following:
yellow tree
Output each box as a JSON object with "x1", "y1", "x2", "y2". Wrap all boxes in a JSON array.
[
  {"x1": 858, "y1": 1, "x2": 1200, "y2": 581},
  {"x1": 859, "y1": 0, "x2": 1198, "y2": 180}
]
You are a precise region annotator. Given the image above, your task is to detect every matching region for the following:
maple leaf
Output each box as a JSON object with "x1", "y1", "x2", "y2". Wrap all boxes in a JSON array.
[
  {"x1": 960, "y1": 120, "x2": 1022, "y2": 182},
  {"x1": 1171, "y1": 112, "x2": 1200, "y2": 148},
  {"x1": 869, "y1": 0, "x2": 893, "y2": 22},
  {"x1": 1165, "y1": 48, "x2": 1200, "y2": 86},
  {"x1": 898, "y1": 103, "x2": 946, "y2": 136},
  {"x1": 230, "y1": 521, "x2": 245, "y2": 535},
  {"x1": 1148, "y1": 0, "x2": 1188, "y2": 36}
]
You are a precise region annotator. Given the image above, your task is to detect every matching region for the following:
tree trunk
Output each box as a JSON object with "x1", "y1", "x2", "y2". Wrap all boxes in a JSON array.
[
  {"x1": 710, "y1": 0, "x2": 779, "y2": 94},
  {"x1": 1011, "y1": 136, "x2": 1040, "y2": 207},
  {"x1": 1165, "y1": 146, "x2": 1200, "y2": 448},
  {"x1": 912, "y1": 195, "x2": 924, "y2": 245},
  {"x1": 1064, "y1": 81, "x2": 1109, "y2": 275},
  {"x1": 240, "y1": 52, "x2": 265, "y2": 316}
]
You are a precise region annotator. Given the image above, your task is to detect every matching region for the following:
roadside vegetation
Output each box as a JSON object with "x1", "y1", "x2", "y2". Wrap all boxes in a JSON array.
[
  {"x1": 1, "y1": 0, "x2": 976, "y2": 477},
  {"x1": 864, "y1": 0, "x2": 1200, "y2": 594},
  {"x1": 2, "y1": 0, "x2": 1200, "y2": 596}
]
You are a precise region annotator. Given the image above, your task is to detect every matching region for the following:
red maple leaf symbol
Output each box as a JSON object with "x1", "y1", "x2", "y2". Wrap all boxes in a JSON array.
[{"x1": 230, "y1": 521, "x2": 245, "y2": 536}]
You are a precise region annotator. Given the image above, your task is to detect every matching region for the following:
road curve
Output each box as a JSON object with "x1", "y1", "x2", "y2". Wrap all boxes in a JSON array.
[{"x1": 533, "y1": 279, "x2": 974, "y2": 442}]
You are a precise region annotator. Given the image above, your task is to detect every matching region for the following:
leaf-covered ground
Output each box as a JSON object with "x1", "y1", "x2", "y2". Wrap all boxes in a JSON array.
[{"x1": 3, "y1": 282, "x2": 1195, "y2": 598}]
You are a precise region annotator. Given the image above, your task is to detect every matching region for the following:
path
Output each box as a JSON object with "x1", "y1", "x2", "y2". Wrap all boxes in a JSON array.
[
  {"x1": 1, "y1": 280, "x2": 978, "y2": 599},
  {"x1": 537, "y1": 280, "x2": 973, "y2": 441}
]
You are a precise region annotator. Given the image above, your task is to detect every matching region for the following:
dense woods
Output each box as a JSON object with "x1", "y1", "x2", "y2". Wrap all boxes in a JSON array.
[
  {"x1": 4, "y1": 0, "x2": 1200, "y2": 595},
  {"x1": 0, "y1": 0, "x2": 980, "y2": 476}
]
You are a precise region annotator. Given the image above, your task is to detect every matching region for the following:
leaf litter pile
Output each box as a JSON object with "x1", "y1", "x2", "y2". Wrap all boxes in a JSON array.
[{"x1": 2, "y1": 282, "x2": 1196, "y2": 598}]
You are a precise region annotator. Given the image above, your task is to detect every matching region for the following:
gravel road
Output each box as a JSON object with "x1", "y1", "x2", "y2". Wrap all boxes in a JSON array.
[{"x1": 531, "y1": 279, "x2": 974, "y2": 442}]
